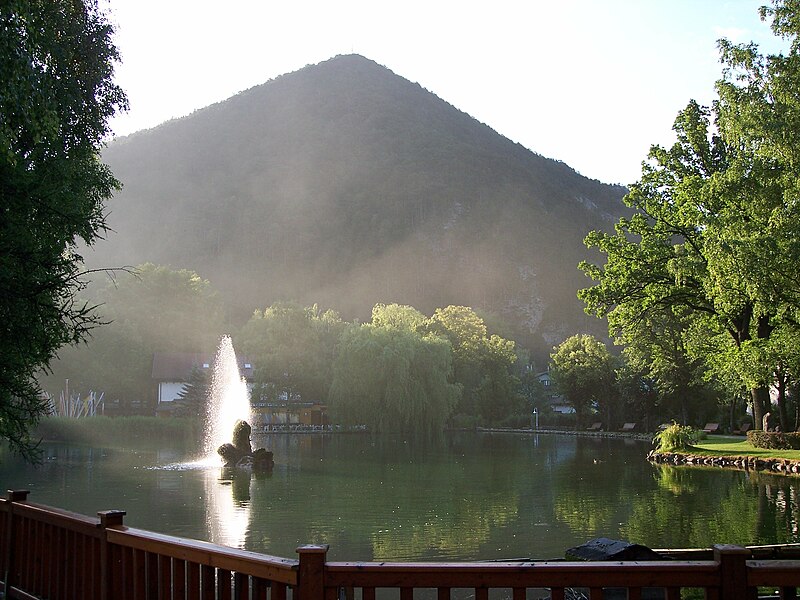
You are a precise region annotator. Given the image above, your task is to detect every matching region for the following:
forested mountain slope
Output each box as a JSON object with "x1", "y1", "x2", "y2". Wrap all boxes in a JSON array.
[{"x1": 90, "y1": 54, "x2": 627, "y2": 359}]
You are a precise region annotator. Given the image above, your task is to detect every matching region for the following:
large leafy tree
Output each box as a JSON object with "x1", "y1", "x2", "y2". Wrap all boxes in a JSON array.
[
  {"x1": 579, "y1": 3, "x2": 800, "y2": 429},
  {"x1": 237, "y1": 302, "x2": 344, "y2": 404},
  {"x1": 549, "y1": 334, "x2": 616, "y2": 428},
  {"x1": 427, "y1": 305, "x2": 520, "y2": 422},
  {"x1": 1, "y1": 0, "x2": 127, "y2": 458}
]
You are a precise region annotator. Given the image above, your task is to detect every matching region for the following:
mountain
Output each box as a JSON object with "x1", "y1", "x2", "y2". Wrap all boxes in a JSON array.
[{"x1": 90, "y1": 54, "x2": 627, "y2": 361}]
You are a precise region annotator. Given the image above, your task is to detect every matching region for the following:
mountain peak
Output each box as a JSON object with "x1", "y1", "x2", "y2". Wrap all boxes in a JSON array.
[{"x1": 97, "y1": 55, "x2": 626, "y2": 359}]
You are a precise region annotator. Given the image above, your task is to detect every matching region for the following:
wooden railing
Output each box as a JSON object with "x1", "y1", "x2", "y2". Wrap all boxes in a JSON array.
[{"x1": 2, "y1": 490, "x2": 800, "y2": 600}]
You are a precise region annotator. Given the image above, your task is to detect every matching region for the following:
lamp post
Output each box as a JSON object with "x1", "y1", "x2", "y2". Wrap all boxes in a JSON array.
[{"x1": 531, "y1": 407, "x2": 538, "y2": 431}]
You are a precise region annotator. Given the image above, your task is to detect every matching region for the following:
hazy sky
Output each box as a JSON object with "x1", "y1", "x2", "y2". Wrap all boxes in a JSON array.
[{"x1": 105, "y1": 1, "x2": 785, "y2": 185}]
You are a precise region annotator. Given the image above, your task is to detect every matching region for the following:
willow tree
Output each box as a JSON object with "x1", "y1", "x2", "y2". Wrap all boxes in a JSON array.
[
  {"x1": 328, "y1": 304, "x2": 460, "y2": 436},
  {"x1": 1, "y1": 0, "x2": 127, "y2": 458}
]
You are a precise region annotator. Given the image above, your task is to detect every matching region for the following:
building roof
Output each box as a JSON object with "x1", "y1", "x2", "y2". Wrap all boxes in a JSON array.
[{"x1": 151, "y1": 352, "x2": 254, "y2": 381}]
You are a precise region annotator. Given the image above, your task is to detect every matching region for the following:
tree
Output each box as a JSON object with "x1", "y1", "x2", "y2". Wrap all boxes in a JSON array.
[
  {"x1": 1, "y1": 0, "x2": 127, "y2": 458},
  {"x1": 328, "y1": 304, "x2": 460, "y2": 436},
  {"x1": 41, "y1": 264, "x2": 225, "y2": 413},
  {"x1": 580, "y1": 2, "x2": 800, "y2": 430},
  {"x1": 237, "y1": 302, "x2": 344, "y2": 404},
  {"x1": 427, "y1": 305, "x2": 519, "y2": 422},
  {"x1": 172, "y1": 367, "x2": 210, "y2": 418},
  {"x1": 549, "y1": 334, "x2": 616, "y2": 428}
]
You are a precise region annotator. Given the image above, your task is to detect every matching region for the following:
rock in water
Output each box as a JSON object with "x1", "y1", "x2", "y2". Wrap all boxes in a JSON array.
[
  {"x1": 217, "y1": 420, "x2": 273, "y2": 471},
  {"x1": 232, "y1": 419, "x2": 253, "y2": 455}
]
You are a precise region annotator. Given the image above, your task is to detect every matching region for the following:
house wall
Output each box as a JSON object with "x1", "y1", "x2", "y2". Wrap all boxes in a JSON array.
[{"x1": 158, "y1": 382, "x2": 185, "y2": 404}]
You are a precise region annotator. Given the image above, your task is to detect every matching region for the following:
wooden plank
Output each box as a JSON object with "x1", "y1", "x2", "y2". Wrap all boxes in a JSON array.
[
  {"x1": 200, "y1": 564, "x2": 215, "y2": 600},
  {"x1": 252, "y1": 576, "x2": 268, "y2": 600},
  {"x1": 159, "y1": 555, "x2": 172, "y2": 600},
  {"x1": 187, "y1": 562, "x2": 201, "y2": 599},
  {"x1": 218, "y1": 568, "x2": 232, "y2": 600},
  {"x1": 106, "y1": 527, "x2": 297, "y2": 583},
  {"x1": 146, "y1": 552, "x2": 160, "y2": 600},
  {"x1": 173, "y1": 558, "x2": 187, "y2": 600},
  {"x1": 324, "y1": 561, "x2": 721, "y2": 590},
  {"x1": 233, "y1": 571, "x2": 247, "y2": 600},
  {"x1": 271, "y1": 581, "x2": 288, "y2": 600}
]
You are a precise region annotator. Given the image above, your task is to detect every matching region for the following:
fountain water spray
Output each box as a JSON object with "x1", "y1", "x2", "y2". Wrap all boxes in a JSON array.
[{"x1": 202, "y1": 335, "x2": 252, "y2": 462}]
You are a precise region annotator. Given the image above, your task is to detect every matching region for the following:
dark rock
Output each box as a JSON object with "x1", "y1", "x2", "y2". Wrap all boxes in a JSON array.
[
  {"x1": 565, "y1": 538, "x2": 665, "y2": 561},
  {"x1": 218, "y1": 443, "x2": 246, "y2": 466},
  {"x1": 252, "y1": 447, "x2": 274, "y2": 470},
  {"x1": 217, "y1": 420, "x2": 273, "y2": 471},
  {"x1": 232, "y1": 419, "x2": 253, "y2": 455}
]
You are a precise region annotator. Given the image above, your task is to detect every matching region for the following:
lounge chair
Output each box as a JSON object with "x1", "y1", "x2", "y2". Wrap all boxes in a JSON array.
[
  {"x1": 620, "y1": 422, "x2": 636, "y2": 432},
  {"x1": 586, "y1": 422, "x2": 602, "y2": 431},
  {"x1": 732, "y1": 422, "x2": 751, "y2": 435},
  {"x1": 702, "y1": 423, "x2": 720, "y2": 434}
]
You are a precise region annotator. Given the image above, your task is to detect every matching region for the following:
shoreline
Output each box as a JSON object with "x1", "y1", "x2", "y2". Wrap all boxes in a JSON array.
[
  {"x1": 648, "y1": 449, "x2": 800, "y2": 475},
  {"x1": 474, "y1": 426, "x2": 653, "y2": 441}
]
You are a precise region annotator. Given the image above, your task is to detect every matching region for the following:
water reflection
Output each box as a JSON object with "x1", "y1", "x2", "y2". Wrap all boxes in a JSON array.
[
  {"x1": 203, "y1": 467, "x2": 262, "y2": 549},
  {"x1": 3, "y1": 434, "x2": 800, "y2": 563}
]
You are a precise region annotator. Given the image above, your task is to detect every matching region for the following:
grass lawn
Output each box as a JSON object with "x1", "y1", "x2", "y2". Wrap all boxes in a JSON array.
[{"x1": 690, "y1": 435, "x2": 800, "y2": 460}]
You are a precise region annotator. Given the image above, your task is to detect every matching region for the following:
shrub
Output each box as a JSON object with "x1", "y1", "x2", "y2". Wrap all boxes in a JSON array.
[
  {"x1": 747, "y1": 430, "x2": 800, "y2": 450},
  {"x1": 653, "y1": 423, "x2": 701, "y2": 453}
]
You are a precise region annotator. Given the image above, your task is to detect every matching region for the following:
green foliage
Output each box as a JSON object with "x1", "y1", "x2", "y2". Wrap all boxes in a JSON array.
[
  {"x1": 172, "y1": 367, "x2": 209, "y2": 418},
  {"x1": 41, "y1": 264, "x2": 225, "y2": 413},
  {"x1": 747, "y1": 430, "x2": 800, "y2": 450},
  {"x1": 237, "y1": 302, "x2": 344, "y2": 404},
  {"x1": 0, "y1": 0, "x2": 127, "y2": 460},
  {"x1": 653, "y1": 423, "x2": 702, "y2": 453},
  {"x1": 328, "y1": 307, "x2": 461, "y2": 436},
  {"x1": 580, "y1": 3, "x2": 800, "y2": 430},
  {"x1": 549, "y1": 334, "x2": 615, "y2": 427},
  {"x1": 427, "y1": 306, "x2": 521, "y2": 424}
]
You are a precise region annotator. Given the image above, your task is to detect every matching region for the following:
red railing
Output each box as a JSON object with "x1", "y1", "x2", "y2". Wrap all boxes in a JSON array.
[{"x1": 2, "y1": 490, "x2": 800, "y2": 600}]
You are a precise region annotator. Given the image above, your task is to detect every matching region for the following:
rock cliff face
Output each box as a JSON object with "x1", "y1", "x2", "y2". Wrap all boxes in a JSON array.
[{"x1": 91, "y1": 54, "x2": 628, "y2": 359}]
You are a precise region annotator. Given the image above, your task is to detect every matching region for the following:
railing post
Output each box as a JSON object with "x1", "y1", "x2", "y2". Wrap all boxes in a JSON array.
[
  {"x1": 98, "y1": 509, "x2": 126, "y2": 600},
  {"x1": 3, "y1": 489, "x2": 30, "y2": 598},
  {"x1": 296, "y1": 544, "x2": 329, "y2": 600},
  {"x1": 714, "y1": 544, "x2": 754, "y2": 600}
]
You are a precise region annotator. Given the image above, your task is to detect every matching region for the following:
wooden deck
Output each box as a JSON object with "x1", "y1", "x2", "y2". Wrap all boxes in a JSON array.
[{"x1": 2, "y1": 490, "x2": 799, "y2": 599}]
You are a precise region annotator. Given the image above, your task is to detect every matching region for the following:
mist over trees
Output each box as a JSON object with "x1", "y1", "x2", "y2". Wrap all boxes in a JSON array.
[
  {"x1": 89, "y1": 53, "x2": 628, "y2": 366},
  {"x1": 43, "y1": 264, "x2": 226, "y2": 413},
  {"x1": 41, "y1": 265, "x2": 532, "y2": 431}
]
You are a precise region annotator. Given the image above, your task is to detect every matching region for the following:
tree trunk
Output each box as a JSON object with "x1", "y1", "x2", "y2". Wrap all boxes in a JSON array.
[
  {"x1": 751, "y1": 386, "x2": 769, "y2": 430},
  {"x1": 776, "y1": 375, "x2": 789, "y2": 432}
]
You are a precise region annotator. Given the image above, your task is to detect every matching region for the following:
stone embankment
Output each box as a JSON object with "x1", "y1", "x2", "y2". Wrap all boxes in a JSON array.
[{"x1": 649, "y1": 450, "x2": 800, "y2": 475}]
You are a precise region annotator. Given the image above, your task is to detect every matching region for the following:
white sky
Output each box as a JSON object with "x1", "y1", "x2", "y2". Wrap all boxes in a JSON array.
[{"x1": 104, "y1": 0, "x2": 785, "y2": 186}]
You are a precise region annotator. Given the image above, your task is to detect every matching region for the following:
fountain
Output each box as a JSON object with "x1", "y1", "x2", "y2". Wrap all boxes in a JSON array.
[{"x1": 202, "y1": 335, "x2": 272, "y2": 470}]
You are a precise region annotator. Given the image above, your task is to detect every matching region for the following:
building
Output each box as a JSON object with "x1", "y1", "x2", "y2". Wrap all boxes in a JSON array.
[
  {"x1": 537, "y1": 370, "x2": 574, "y2": 414},
  {"x1": 151, "y1": 352, "x2": 254, "y2": 416}
]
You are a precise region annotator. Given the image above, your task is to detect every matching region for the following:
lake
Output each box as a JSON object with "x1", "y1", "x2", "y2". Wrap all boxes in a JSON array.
[{"x1": 1, "y1": 431, "x2": 798, "y2": 562}]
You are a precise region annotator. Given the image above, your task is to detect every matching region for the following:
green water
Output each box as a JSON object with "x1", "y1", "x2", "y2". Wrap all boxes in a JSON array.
[{"x1": 1, "y1": 432, "x2": 798, "y2": 561}]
